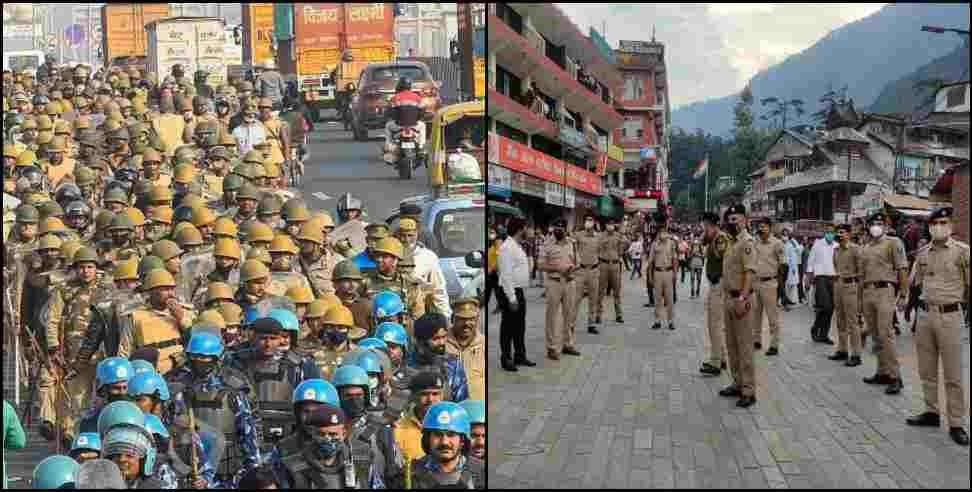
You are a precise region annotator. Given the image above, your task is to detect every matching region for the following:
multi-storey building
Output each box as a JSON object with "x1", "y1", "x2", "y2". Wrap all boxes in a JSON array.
[
  {"x1": 395, "y1": 3, "x2": 454, "y2": 58},
  {"x1": 486, "y1": 3, "x2": 625, "y2": 228}
]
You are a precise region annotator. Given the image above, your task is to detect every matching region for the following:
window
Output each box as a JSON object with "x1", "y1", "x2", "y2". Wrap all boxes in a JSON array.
[
  {"x1": 623, "y1": 117, "x2": 641, "y2": 141},
  {"x1": 495, "y1": 66, "x2": 521, "y2": 101},
  {"x1": 946, "y1": 85, "x2": 966, "y2": 108},
  {"x1": 623, "y1": 75, "x2": 644, "y2": 101}
]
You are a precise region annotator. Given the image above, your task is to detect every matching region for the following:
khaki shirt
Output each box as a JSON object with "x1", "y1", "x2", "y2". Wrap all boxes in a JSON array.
[
  {"x1": 445, "y1": 331, "x2": 485, "y2": 401},
  {"x1": 753, "y1": 236, "x2": 785, "y2": 278},
  {"x1": 833, "y1": 242, "x2": 863, "y2": 280},
  {"x1": 722, "y1": 231, "x2": 757, "y2": 293},
  {"x1": 860, "y1": 236, "x2": 907, "y2": 284},
  {"x1": 647, "y1": 233, "x2": 678, "y2": 270},
  {"x1": 599, "y1": 232, "x2": 624, "y2": 261},
  {"x1": 576, "y1": 231, "x2": 601, "y2": 266},
  {"x1": 542, "y1": 238, "x2": 576, "y2": 278},
  {"x1": 915, "y1": 239, "x2": 970, "y2": 305}
]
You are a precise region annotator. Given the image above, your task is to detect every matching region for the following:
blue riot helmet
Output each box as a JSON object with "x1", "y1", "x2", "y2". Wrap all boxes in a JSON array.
[
  {"x1": 357, "y1": 337, "x2": 388, "y2": 353},
  {"x1": 69, "y1": 432, "x2": 102, "y2": 462},
  {"x1": 102, "y1": 425, "x2": 157, "y2": 478},
  {"x1": 185, "y1": 331, "x2": 224, "y2": 379},
  {"x1": 372, "y1": 290, "x2": 405, "y2": 321},
  {"x1": 349, "y1": 349, "x2": 387, "y2": 411},
  {"x1": 268, "y1": 307, "x2": 301, "y2": 348},
  {"x1": 292, "y1": 378, "x2": 341, "y2": 426},
  {"x1": 32, "y1": 455, "x2": 80, "y2": 489},
  {"x1": 143, "y1": 414, "x2": 170, "y2": 451},
  {"x1": 97, "y1": 400, "x2": 145, "y2": 437},
  {"x1": 459, "y1": 400, "x2": 486, "y2": 425},
  {"x1": 420, "y1": 402, "x2": 471, "y2": 455},
  {"x1": 130, "y1": 359, "x2": 156, "y2": 376},
  {"x1": 332, "y1": 365, "x2": 370, "y2": 419},
  {"x1": 374, "y1": 322, "x2": 409, "y2": 358},
  {"x1": 96, "y1": 356, "x2": 135, "y2": 401},
  {"x1": 127, "y1": 371, "x2": 171, "y2": 416}
]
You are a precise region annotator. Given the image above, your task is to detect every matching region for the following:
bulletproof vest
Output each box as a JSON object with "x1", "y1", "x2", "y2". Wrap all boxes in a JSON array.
[
  {"x1": 58, "y1": 278, "x2": 114, "y2": 359},
  {"x1": 185, "y1": 370, "x2": 247, "y2": 479},
  {"x1": 706, "y1": 232, "x2": 727, "y2": 283},
  {"x1": 247, "y1": 353, "x2": 299, "y2": 445},
  {"x1": 364, "y1": 270, "x2": 405, "y2": 300},
  {"x1": 349, "y1": 418, "x2": 387, "y2": 489},
  {"x1": 131, "y1": 308, "x2": 185, "y2": 375},
  {"x1": 281, "y1": 441, "x2": 348, "y2": 489},
  {"x1": 412, "y1": 355, "x2": 452, "y2": 401},
  {"x1": 266, "y1": 271, "x2": 304, "y2": 297},
  {"x1": 412, "y1": 456, "x2": 484, "y2": 490},
  {"x1": 386, "y1": 365, "x2": 418, "y2": 423}
]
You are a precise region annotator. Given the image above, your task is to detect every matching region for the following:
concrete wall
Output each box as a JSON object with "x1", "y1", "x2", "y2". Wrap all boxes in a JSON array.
[{"x1": 953, "y1": 163, "x2": 969, "y2": 244}]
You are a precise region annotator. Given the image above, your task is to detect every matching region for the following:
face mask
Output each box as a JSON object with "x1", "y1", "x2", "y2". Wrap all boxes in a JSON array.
[
  {"x1": 869, "y1": 225, "x2": 884, "y2": 238},
  {"x1": 190, "y1": 360, "x2": 218, "y2": 379},
  {"x1": 584, "y1": 221, "x2": 593, "y2": 230},
  {"x1": 106, "y1": 392, "x2": 132, "y2": 404},
  {"x1": 341, "y1": 396, "x2": 367, "y2": 419},
  {"x1": 930, "y1": 223, "x2": 951, "y2": 240},
  {"x1": 311, "y1": 434, "x2": 342, "y2": 457},
  {"x1": 606, "y1": 225, "x2": 615, "y2": 232},
  {"x1": 726, "y1": 223, "x2": 740, "y2": 237},
  {"x1": 324, "y1": 329, "x2": 347, "y2": 346},
  {"x1": 824, "y1": 233, "x2": 835, "y2": 243},
  {"x1": 553, "y1": 230, "x2": 565, "y2": 241},
  {"x1": 489, "y1": 233, "x2": 496, "y2": 241}
]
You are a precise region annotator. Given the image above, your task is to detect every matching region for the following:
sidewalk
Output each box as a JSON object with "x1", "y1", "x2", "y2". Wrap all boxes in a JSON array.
[{"x1": 487, "y1": 272, "x2": 970, "y2": 489}]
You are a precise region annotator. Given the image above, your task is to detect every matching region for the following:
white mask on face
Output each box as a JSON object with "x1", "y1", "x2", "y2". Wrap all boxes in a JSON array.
[
  {"x1": 869, "y1": 225, "x2": 884, "y2": 238},
  {"x1": 930, "y1": 223, "x2": 951, "y2": 241}
]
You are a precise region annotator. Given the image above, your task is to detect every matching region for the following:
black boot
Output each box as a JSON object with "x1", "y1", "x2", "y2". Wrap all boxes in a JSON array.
[
  {"x1": 501, "y1": 358, "x2": 518, "y2": 372},
  {"x1": 845, "y1": 355, "x2": 862, "y2": 367},
  {"x1": 906, "y1": 412, "x2": 941, "y2": 427},
  {"x1": 828, "y1": 352, "x2": 848, "y2": 361},
  {"x1": 950, "y1": 428, "x2": 970, "y2": 446}
]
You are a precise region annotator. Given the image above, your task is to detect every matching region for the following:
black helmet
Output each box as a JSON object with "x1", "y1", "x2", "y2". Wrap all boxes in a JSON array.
[
  {"x1": 104, "y1": 178, "x2": 133, "y2": 197},
  {"x1": 55, "y1": 183, "x2": 83, "y2": 206},
  {"x1": 395, "y1": 76, "x2": 412, "y2": 92},
  {"x1": 65, "y1": 200, "x2": 92, "y2": 218},
  {"x1": 32, "y1": 95, "x2": 50, "y2": 106},
  {"x1": 20, "y1": 166, "x2": 44, "y2": 188},
  {"x1": 114, "y1": 167, "x2": 139, "y2": 183},
  {"x1": 173, "y1": 205, "x2": 195, "y2": 225}
]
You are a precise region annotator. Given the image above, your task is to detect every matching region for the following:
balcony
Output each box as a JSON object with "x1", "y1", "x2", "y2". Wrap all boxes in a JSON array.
[
  {"x1": 489, "y1": 11, "x2": 624, "y2": 132},
  {"x1": 487, "y1": 87, "x2": 559, "y2": 140}
]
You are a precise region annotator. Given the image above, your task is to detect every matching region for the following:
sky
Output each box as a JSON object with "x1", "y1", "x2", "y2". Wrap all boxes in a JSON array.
[{"x1": 557, "y1": 3, "x2": 887, "y2": 108}]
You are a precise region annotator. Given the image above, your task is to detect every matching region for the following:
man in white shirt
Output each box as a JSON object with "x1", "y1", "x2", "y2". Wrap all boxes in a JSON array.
[
  {"x1": 232, "y1": 105, "x2": 268, "y2": 156},
  {"x1": 806, "y1": 226, "x2": 838, "y2": 344},
  {"x1": 497, "y1": 216, "x2": 533, "y2": 372},
  {"x1": 396, "y1": 217, "x2": 452, "y2": 318}
]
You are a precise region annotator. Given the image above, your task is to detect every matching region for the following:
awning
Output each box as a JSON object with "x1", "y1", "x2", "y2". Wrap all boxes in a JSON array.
[
  {"x1": 896, "y1": 208, "x2": 931, "y2": 218},
  {"x1": 487, "y1": 200, "x2": 524, "y2": 217},
  {"x1": 883, "y1": 193, "x2": 929, "y2": 211}
]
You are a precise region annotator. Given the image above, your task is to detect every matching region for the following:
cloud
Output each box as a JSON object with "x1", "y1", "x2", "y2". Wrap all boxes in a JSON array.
[{"x1": 554, "y1": 3, "x2": 887, "y2": 107}]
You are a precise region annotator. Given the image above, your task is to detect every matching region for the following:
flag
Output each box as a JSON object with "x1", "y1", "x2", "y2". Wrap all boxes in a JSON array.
[
  {"x1": 693, "y1": 156, "x2": 708, "y2": 179},
  {"x1": 595, "y1": 152, "x2": 609, "y2": 176}
]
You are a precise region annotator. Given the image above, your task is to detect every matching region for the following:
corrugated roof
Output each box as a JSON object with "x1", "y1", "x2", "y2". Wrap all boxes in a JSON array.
[
  {"x1": 821, "y1": 126, "x2": 871, "y2": 144},
  {"x1": 884, "y1": 194, "x2": 930, "y2": 210},
  {"x1": 767, "y1": 155, "x2": 888, "y2": 195}
]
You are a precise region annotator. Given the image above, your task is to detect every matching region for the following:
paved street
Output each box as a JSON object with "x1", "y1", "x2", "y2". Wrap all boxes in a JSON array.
[
  {"x1": 2, "y1": 120, "x2": 431, "y2": 487},
  {"x1": 488, "y1": 271, "x2": 971, "y2": 489}
]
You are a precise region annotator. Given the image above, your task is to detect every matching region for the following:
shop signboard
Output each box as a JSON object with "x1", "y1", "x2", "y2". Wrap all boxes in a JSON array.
[
  {"x1": 608, "y1": 144, "x2": 624, "y2": 163},
  {"x1": 492, "y1": 132, "x2": 603, "y2": 195},
  {"x1": 487, "y1": 163, "x2": 511, "y2": 198},
  {"x1": 546, "y1": 182, "x2": 564, "y2": 206},
  {"x1": 511, "y1": 171, "x2": 546, "y2": 199}
]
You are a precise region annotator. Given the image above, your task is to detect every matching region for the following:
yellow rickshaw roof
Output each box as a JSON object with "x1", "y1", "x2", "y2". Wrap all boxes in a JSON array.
[{"x1": 434, "y1": 101, "x2": 485, "y2": 125}]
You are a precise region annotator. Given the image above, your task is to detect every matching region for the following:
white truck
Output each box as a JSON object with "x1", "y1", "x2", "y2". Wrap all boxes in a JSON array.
[
  {"x1": 2, "y1": 50, "x2": 45, "y2": 77},
  {"x1": 145, "y1": 16, "x2": 228, "y2": 88}
]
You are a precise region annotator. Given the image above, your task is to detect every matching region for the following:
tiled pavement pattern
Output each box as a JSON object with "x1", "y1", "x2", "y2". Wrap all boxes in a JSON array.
[{"x1": 488, "y1": 275, "x2": 970, "y2": 489}]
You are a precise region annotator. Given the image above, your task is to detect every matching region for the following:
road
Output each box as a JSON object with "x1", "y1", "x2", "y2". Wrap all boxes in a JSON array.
[
  {"x1": 2, "y1": 120, "x2": 432, "y2": 488},
  {"x1": 488, "y1": 270, "x2": 971, "y2": 489}
]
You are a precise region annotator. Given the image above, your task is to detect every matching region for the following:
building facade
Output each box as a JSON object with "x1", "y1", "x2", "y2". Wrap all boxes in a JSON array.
[
  {"x1": 394, "y1": 3, "x2": 455, "y2": 58},
  {"x1": 487, "y1": 2, "x2": 624, "y2": 229}
]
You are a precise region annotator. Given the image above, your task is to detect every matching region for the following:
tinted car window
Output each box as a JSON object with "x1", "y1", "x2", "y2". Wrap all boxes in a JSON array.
[
  {"x1": 434, "y1": 208, "x2": 485, "y2": 258},
  {"x1": 368, "y1": 66, "x2": 429, "y2": 83}
]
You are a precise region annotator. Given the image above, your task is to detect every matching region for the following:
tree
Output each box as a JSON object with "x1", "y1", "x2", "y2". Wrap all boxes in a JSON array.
[
  {"x1": 734, "y1": 83, "x2": 754, "y2": 130},
  {"x1": 759, "y1": 97, "x2": 805, "y2": 130},
  {"x1": 811, "y1": 83, "x2": 848, "y2": 123}
]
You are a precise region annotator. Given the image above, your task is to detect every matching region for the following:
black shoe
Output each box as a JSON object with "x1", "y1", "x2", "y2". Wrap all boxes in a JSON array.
[
  {"x1": 719, "y1": 387, "x2": 742, "y2": 398},
  {"x1": 652, "y1": 323, "x2": 661, "y2": 330},
  {"x1": 700, "y1": 363, "x2": 722, "y2": 376},
  {"x1": 828, "y1": 352, "x2": 849, "y2": 361},
  {"x1": 668, "y1": 323, "x2": 675, "y2": 331},
  {"x1": 754, "y1": 342, "x2": 762, "y2": 350},
  {"x1": 885, "y1": 378, "x2": 903, "y2": 395},
  {"x1": 643, "y1": 303, "x2": 654, "y2": 308},
  {"x1": 765, "y1": 347, "x2": 779, "y2": 356},
  {"x1": 588, "y1": 326, "x2": 600, "y2": 335},
  {"x1": 514, "y1": 358, "x2": 537, "y2": 367},
  {"x1": 39, "y1": 421, "x2": 56, "y2": 442},
  {"x1": 821, "y1": 338, "x2": 835, "y2": 346},
  {"x1": 562, "y1": 347, "x2": 581, "y2": 356},
  {"x1": 863, "y1": 374, "x2": 894, "y2": 385},
  {"x1": 950, "y1": 427, "x2": 970, "y2": 446},
  {"x1": 736, "y1": 396, "x2": 757, "y2": 408},
  {"x1": 845, "y1": 355, "x2": 862, "y2": 367},
  {"x1": 547, "y1": 350, "x2": 560, "y2": 361},
  {"x1": 616, "y1": 316, "x2": 624, "y2": 323},
  {"x1": 501, "y1": 359, "x2": 518, "y2": 372},
  {"x1": 906, "y1": 412, "x2": 942, "y2": 428}
]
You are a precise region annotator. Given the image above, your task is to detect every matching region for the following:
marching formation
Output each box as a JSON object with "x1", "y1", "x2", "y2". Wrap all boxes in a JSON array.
[{"x1": 2, "y1": 55, "x2": 485, "y2": 489}]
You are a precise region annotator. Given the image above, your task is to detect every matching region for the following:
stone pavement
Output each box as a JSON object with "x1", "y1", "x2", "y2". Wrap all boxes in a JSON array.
[{"x1": 487, "y1": 272, "x2": 971, "y2": 489}]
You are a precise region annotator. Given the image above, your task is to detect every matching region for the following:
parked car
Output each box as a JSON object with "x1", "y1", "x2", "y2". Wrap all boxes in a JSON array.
[{"x1": 350, "y1": 61, "x2": 441, "y2": 141}]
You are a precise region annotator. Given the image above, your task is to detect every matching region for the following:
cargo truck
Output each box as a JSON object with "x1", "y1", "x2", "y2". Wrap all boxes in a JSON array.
[
  {"x1": 146, "y1": 17, "x2": 228, "y2": 89},
  {"x1": 101, "y1": 4, "x2": 171, "y2": 70},
  {"x1": 275, "y1": 3, "x2": 396, "y2": 121}
]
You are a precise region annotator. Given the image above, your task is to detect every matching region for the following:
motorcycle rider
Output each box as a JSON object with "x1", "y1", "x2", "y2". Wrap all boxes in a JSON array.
[{"x1": 383, "y1": 77, "x2": 426, "y2": 166}]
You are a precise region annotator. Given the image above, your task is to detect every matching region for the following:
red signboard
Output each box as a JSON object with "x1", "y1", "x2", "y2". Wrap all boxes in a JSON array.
[{"x1": 491, "y1": 132, "x2": 602, "y2": 196}]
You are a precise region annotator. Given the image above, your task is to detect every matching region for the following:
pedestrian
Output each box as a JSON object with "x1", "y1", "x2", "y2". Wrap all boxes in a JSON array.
[
  {"x1": 486, "y1": 226, "x2": 501, "y2": 312},
  {"x1": 699, "y1": 212, "x2": 730, "y2": 376},
  {"x1": 629, "y1": 234, "x2": 644, "y2": 280},
  {"x1": 830, "y1": 223, "x2": 864, "y2": 367},
  {"x1": 497, "y1": 216, "x2": 532, "y2": 372},
  {"x1": 782, "y1": 229, "x2": 800, "y2": 310},
  {"x1": 4, "y1": 399, "x2": 27, "y2": 489},
  {"x1": 806, "y1": 228, "x2": 837, "y2": 344},
  {"x1": 576, "y1": 214, "x2": 602, "y2": 333},
  {"x1": 860, "y1": 212, "x2": 908, "y2": 396},
  {"x1": 799, "y1": 236, "x2": 812, "y2": 303},
  {"x1": 906, "y1": 207, "x2": 969, "y2": 446},
  {"x1": 719, "y1": 204, "x2": 758, "y2": 408},
  {"x1": 678, "y1": 233, "x2": 690, "y2": 284},
  {"x1": 597, "y1": 218, "x2": 625, "y2": 325},
  {"x1": 751, "y1": 218, "x2": 785, "y2": 355},
  {"x1": 254, "y1": 60, "x2": 287, "y2": 112},
  {"x1": 541, "y1": 218, "x2": 580, "y2": 361},
  {"x1": 646, "y1": 213, "x2": 677, "y2": 331},
  {"x1": 688, "y1": 236, "x2": 704, "y2": 297}
]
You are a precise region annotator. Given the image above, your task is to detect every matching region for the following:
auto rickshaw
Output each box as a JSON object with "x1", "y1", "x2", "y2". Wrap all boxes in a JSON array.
[{"x1": 427, "y1": 101, "x2": 486, "y2": 197}]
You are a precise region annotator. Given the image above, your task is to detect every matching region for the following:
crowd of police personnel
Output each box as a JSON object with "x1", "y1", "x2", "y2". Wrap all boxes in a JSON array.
[{"x1": 2, "y1": 55, "x2": 485, "y2": 488}]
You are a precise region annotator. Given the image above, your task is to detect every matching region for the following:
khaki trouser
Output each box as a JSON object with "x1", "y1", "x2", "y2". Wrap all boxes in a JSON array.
[
  {"x1": 916, "y1": 305, "x2": 967, "y2": 428},
  {"x1": 753, "y1": 279, "x2": 781, "y2": 348},
  {"x1": 724, "y1": 292, "x2": 757, "y2": 398},
  {"x1": 545, "y1": 277, "x2": 577, "y2": 352},
  {"x1": 705, "y1": 284, "x2": 728, "y2": 365},
  {"x1": 39, "y1": 363, "x2": 94, "y2": 439},
  {"x1": 598, "y1": 261, "x2": 622, "y2": 319},
  {"x1": 834, "y1": 281, "x2": 862, "y2": 355},
  {"x1": 862, "y1": 285, "x2": 899, "y2": 377},
  {"x1": 577, "y1": 265, "x2": 600, "y2": 324},
  {"x1": 652, "y1": 269, "x2": 675, "y2": 324}
]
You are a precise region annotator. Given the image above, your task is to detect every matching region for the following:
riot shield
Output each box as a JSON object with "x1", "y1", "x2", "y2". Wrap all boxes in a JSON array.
[
  {"x1": 180, "y1": 253, "x2": 217, "y2": 301},
  {"x1": 329, "y1": 219, "x2": 367, "y2": 258},
  {"x1": 75, "y1": 459, "x2": 127, "y2": 489},
  {"x1": 168, "y1": 414, "x2": 227, "y2": 479}
]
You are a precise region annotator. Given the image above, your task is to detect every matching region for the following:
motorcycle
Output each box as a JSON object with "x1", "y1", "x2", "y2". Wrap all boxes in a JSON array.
[{"x1": 393, "y1": 125, "x2": 421, "y2": 180}]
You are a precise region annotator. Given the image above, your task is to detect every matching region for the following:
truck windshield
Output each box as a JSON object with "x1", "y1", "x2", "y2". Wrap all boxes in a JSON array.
[
  {"x1": 7, "y1": 55, "x2": 41, "y2": 72},
  {"x1": 371, "y1": 67, "x2": 428, "y2": 83},
  {"x1": 433, "y1": 207, "x2": 485, "y2": 259}
]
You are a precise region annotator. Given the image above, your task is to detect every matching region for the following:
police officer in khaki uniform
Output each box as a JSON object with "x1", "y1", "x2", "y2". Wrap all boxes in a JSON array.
[
  {"x1": 751, "y1": 218, "x2": 785, "y2": 355},
  {"x1": 830, "y1": 223, "x2": 864, "y2": 367},
  {"x1": 120, "y1": 270, "x2": 197, "y2": 375},
  {"x1": 859, "y1": 211, "x2": 908, "y2": 395},
  {"x1": 597, "y1": 218, "x2": 625, "y2": 324},
  {"x1": 541, "y1": 219, "x2": 580, "y2": 361},
  {"x1": 646, "y1": 212, "x2": 677, "y2": 331},
  {"x1": 718, "y1": 204, "x2": 758, "y2": 408},
  {"x1": 446, "y1": 298, "x2": 486, "y2": 401},
  {"x1": 575, "y1": 214, "x2": 601, "y2": 333},
  {"x1": 906, "y1": 207, "x2": 970, "y2": 446},
  {"x1": 700, "y1": 212, "x2": 729, "y2": 376}
]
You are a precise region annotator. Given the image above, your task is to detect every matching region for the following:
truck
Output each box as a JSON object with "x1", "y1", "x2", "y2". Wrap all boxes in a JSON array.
[
  {"x1": 146, "y1": 17, "x2": 228, "y2": 89},
  {"x1": 275, "y1": 3, "x2": 396, "y2": 121},
  {"x1": 101, "y1": 3, "x2": 171, "y2": 69},
  {"x1": 2, "y1": 50, "x2": 45, "y2": 77}
]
